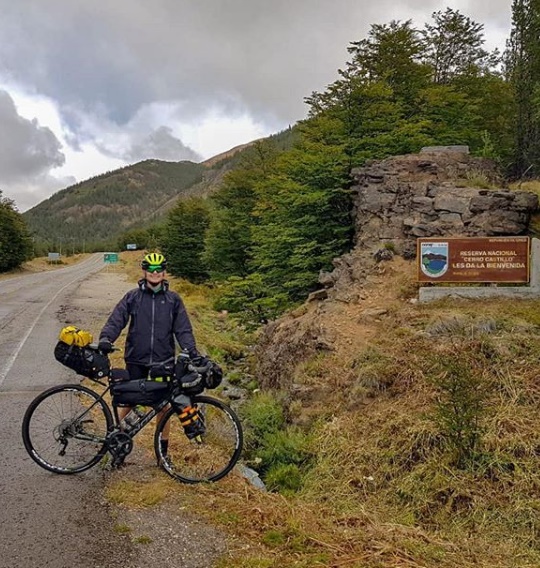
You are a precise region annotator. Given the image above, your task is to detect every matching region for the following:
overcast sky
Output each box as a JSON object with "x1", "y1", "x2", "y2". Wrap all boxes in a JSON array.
[{"x1": 0, "y1": 0, "x2": 512, "y2": 212}]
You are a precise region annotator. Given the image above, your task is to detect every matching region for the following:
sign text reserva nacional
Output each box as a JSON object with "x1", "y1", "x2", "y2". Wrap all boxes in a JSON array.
[{"x1": 418, "y1": 237, "x2": 530, "y2": 283}]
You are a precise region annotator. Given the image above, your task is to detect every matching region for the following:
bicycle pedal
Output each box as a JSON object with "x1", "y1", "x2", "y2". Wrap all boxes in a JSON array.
[{"x1": 109, "y1": 455, "x2": 126, "y2": 469}]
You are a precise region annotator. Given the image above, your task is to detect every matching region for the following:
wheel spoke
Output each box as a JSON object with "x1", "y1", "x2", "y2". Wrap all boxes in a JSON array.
[
  {"x1": 22, "y1": 385, "x2": 112, "y2": 474},
  {"x1": 155, "y1": 396, "x2": 242, "y2": 483}
]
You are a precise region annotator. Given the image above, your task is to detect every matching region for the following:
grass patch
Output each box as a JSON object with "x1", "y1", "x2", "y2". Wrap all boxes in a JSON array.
[
  {"x1": 463, "y1": 169, "x2": 496, "y2": 189},
  {"x1": 509, "y1": 179, "x2": 540, "y2": 196},
  {"x1": 101, "y1": 257, "x2": 540, "y2": 567},
  {"x1": 240, "y1": 392, "x2": 313, "y2": 492},
  {"x1": 106, "y1": 477, "x2": 175, "y2": 508}
]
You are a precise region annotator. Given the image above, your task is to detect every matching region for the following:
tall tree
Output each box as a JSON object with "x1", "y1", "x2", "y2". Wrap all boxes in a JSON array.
[
  {"x1": 344, "y1": 20, "x2": 430, "y2": 105},
  {"x1": 250, "y1": 140, "x2": 352, "y2": 302},
  {"x1": 0, "y1": 191, "x2": 32, "y2": 272},
  {"x1": 422, "y1": 8, "x2": 499, "y2": 84},
  {"x1": 160, "y1": 198, "x2": 210, "y2": 282},
  {"x1": 203, "y1": 140, "x2": 279, "y2": 280},
  {"x1": 507, "y1": 0, "x2": 540, "y2": 177},
  {"x1": 203, "y1": 172, "x2": 258, "y2": 280}
]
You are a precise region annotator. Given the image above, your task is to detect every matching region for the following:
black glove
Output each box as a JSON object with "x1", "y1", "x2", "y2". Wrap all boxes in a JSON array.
[
  {"x1": 98, "y1": 339, "x2": 114, "y2": 353},
  {"x1": 188, "y1": 349, "x2": 200, "y2": 360}
]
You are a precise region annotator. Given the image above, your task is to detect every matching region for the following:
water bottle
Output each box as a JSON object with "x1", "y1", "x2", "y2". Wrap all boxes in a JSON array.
[{"x1": 122, "y1": 405, "x2": 146, "y2": 430}]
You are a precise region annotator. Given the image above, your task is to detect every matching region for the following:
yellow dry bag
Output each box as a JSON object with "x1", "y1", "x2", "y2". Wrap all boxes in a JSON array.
[{"x1": 58, "y1": 325, "x2": 93, "y2": 347}]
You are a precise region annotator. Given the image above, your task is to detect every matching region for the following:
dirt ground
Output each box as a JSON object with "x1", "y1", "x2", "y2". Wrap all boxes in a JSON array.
[{"x1": 63, "y1": 268, "x2": 230, "y2": 568}]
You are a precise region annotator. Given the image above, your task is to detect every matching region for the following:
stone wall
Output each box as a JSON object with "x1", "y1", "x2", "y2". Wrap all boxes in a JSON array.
[
  {"x1": 255, "y1": 149, "x2": 540, "y2": 390},
  {"x1": 351, "y1": 149, "x2": 538, "y2": 259}
]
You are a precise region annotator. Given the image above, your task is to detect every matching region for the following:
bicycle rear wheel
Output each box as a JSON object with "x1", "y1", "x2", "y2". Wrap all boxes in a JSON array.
[
  {"x1": 154, "y1": 395, "x2": 243, "y2": 483},
  {"x1": 22, "y1": 384, "x2": 113, "y2": 474}
]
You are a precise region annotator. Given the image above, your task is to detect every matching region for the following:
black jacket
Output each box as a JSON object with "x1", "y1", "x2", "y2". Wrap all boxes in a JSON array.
[{"x1": 99, "y1": 279, "x2": 197, "y2": 366}]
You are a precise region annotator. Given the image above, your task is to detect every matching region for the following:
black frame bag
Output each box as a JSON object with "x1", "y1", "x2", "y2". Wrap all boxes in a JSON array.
[
  {"x1": 110, "y1": 375, "x2": 171, "y2": 407},
  {"x1": 54, "y1": 341, "x2": 110, "y2": 379}
]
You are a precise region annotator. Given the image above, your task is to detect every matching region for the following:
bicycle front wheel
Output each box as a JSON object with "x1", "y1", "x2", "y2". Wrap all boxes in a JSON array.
[
  {"x1": 155, "y1": 395, "x2": 243, "y2": 483},
  {"x1": 22, "y1": 384, "x2": 113, "y2": 474}
]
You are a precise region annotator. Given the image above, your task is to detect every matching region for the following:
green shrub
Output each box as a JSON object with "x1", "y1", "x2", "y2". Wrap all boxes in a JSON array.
[
  {"x1": 241, "y1": 392, "x2": 285, "y2": 438},
  {"x1": 429, "y1": 340, "x2": 492, "y2": 469},
  {"x1": 258, "y1": 428, "x2": 311, "y2": 471},
  {"x1": 241, "y1": 392, "x2": 313, "y2": 493},
  {"x1": 265, "y1": 464, "x2": 304, "y2": 494}
]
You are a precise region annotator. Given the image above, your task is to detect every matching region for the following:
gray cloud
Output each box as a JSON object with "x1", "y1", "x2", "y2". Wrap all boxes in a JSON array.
[
  {"x1": 0, "y1": 90, "x2": 65, "y2": 182},
  {"x1": 0, "y1": 1, "x2": 513, "y2": 211},
  {"x1": 8, "y1": 174, "x2": 76, "y2": 213},
  {"x1": 119, "y1": 126, "x2": 202, "y2": 162},
  {"x1": 0, "y1": 1, "x2": 511, "y2": 131}
]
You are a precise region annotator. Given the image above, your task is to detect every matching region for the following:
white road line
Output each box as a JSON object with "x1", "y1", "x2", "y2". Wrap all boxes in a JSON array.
[{"x1": 0, "y1": 265, "x2": 101, "y2": 388}]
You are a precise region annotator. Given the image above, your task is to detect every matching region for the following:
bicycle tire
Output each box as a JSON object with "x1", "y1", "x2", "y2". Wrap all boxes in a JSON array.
[
  {"x1": 154, "y1": 395, "x2": 243, "y2": 483},
  {"x1": 22, "y1": 383, "x2": 113, "y2": 474}
]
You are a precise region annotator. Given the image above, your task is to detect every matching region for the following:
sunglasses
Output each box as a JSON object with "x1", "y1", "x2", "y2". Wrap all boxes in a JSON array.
[{"x1": 146, "y1": 265, "x2": 165, "y2": 273}]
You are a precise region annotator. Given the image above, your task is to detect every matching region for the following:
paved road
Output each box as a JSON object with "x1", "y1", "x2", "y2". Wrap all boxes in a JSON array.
[{"x1": 0, "y1": 256, "x2": 132, "y2": 568}]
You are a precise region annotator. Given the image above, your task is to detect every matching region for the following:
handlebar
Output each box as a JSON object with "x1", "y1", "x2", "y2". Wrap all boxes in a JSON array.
[
  {"x1": 87, "y1": 343, "x2": 121, "y2": 353},
  {"x1": 190, "y1": 361, "x2": 212, "y2": 375}
]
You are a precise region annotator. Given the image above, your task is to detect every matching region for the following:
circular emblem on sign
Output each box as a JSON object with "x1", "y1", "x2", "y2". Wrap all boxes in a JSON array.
[{"x1": 420, "y1": 242, "x2": 449, "y2": 278}]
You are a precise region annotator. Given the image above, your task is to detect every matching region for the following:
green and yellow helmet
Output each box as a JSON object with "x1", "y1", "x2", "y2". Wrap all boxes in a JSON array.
[{"x1": 141, "y1": 252, "x2": 167, "y2": 272}]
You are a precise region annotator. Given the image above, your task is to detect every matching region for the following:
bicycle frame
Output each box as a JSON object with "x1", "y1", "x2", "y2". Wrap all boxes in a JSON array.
[
  {"x1": 112, "y1": 395, "x2": 173, "y2": 437},
  {"x1": 83, "y1": 376, "x2": 188, "y2": 442}
]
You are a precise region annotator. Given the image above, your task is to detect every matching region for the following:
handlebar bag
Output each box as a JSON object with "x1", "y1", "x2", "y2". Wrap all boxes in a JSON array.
[
  {"x1": 204, "y1": 362, "x2": 223, "y2": 389},
  {"x1": 177, "y1": 370, "x2": 205, "y2": 395},
  {"x1": 54, "y1": 341, "x2": 110, "y2": 379},
  {"x1": 182, "y1": 356, "x2": 223, "y2": 390}
]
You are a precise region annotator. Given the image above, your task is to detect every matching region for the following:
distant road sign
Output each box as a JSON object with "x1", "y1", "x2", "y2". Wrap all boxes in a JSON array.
[
  {"x1": 104, "y1": 253, "x2": 119, "y2": 263},
  {"x1": 48, "y1": 252, "x2": 61, "y2": 261},
  {"x1": 126, "y1": 243, "x2": 137, "y2": 250}
]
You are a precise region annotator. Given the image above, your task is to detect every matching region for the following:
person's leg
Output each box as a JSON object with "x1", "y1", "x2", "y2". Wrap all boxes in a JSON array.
[
  {"x1": 157, "y1": 406, "x2": 171, "y2": 456},
  {"x1": 127, "y1": 363, "x2": 170, "y2": 460},
  {"x1": 121, "y1": 363, "x2": 150, "y2": 424}
]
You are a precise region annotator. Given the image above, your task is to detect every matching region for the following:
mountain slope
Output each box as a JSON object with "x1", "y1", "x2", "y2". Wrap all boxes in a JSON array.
[
  {"x1": 24, "y1": 127, "x2": 298, "y2": 249},
  {"x1": 24, "y1": 159, "x2": 204, "y2": 246}
]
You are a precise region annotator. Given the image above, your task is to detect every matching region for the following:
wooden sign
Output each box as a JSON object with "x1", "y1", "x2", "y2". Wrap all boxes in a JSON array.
[{"x1": 418, "y1": 237, "x2": 530, "y2": 283}]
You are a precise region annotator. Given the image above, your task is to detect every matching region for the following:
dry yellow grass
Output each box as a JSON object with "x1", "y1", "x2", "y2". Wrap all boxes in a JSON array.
[
  {"x1": 0, "y1": 253, "x2": 93, "y2": 280},
  {"x1": 98, "y1": 252, "x2": 540, "y2": 567}
]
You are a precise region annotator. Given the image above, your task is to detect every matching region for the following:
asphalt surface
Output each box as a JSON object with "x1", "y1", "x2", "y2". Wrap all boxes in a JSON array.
[{"x1": 0, "y1": 256, "x2": 133, "y2": 568}]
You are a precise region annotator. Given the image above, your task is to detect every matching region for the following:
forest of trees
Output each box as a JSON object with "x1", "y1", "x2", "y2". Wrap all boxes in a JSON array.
[
  {"x1": 4, "y1": 4, "x2": 540, "y2": 327},
  {"x1": 149, "y1": 5, "x2": 540, "y2": 326}
]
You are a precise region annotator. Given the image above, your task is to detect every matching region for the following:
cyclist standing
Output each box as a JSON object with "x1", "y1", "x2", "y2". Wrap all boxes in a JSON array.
[{"x1": 98, "y1": 252, "x2": 199, "y2": 464}]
